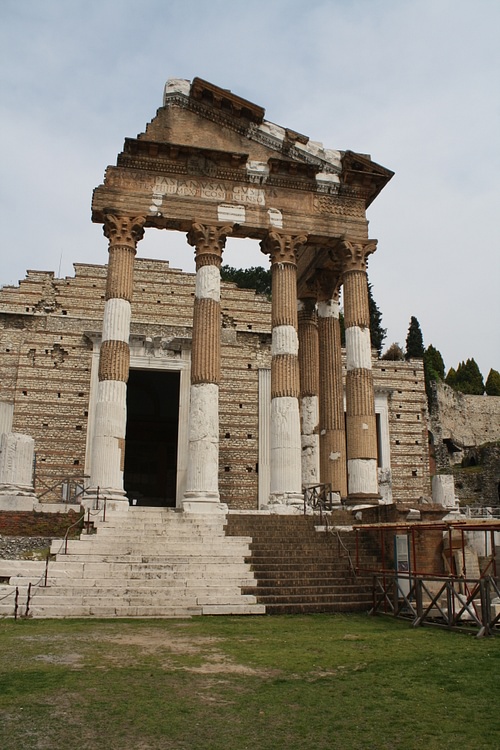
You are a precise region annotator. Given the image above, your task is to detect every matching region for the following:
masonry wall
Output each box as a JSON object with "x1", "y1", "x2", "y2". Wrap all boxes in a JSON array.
[
  {"x1": 372, "y1": 359, "x2": 430, "y2": 503},
  {"x1": 0, "y1": 258, "x2": 429, "y2": 508}
]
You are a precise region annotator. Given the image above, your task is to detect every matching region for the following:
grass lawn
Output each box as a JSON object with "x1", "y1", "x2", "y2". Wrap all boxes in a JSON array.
[{"x1": 0, "y1": 613, "x2": 498, "y2": 749}]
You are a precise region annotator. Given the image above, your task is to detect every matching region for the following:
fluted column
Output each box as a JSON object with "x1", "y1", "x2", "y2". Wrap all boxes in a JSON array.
[
  {"x1": 317, "y1": 286, "x2": 348, "y2": 499},
  {"x1": 341, "y1": 239, "x2": 379, "y2": 502},
  {"x1": 88, "y1": 214, "x2": 145, "y2": 507},
  {"x1": 182, "y1": 222, "x2": 232, "y2": 513},
  {"x1": 261, "y1": 231, "x2": 307, "y2": 509},
  {"x1": 298, "y1": 297, "x2": 320, "y2": 488}
]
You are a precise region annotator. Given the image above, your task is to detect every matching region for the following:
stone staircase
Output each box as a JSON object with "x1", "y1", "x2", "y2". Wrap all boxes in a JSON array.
[
  {"x1": 225, "y1": 514, "x2": 379, "y2": 614},
  {"x1": 0, "y1": 507, "x2": 265, "y2": 618}
]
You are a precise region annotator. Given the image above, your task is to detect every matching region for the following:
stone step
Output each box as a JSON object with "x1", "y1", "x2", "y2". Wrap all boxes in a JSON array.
[
  {"x1": 45, "y1": 561, "x2": 253, "y2": 577},
  {"x1": 54, "y1": 541, "x2": 251, "y2": 555},
  {"x1": 264, "y1": 601, "x2": 370, "y2": 615},
  {"x1": 50, "y1": 553, "x2": 254, "y2": 565},
  {"x1": 243, "y1": 584, "x2": 369, "y2": 597},
  {"x1": 10, "y1": 575, "x2": 256, "y2": 589},
  {"x1": 27, "y1": 590, "x2": 259, "y2": 605},
  {"x1": 27, "y1": 603, "x2": 204, "y2": 618}
]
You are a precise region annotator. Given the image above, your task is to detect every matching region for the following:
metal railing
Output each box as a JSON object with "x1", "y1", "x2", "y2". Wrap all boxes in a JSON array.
[
  {"x1": 463, "y1": 506, "x2": 500, "y2": 520},
  {"x1": 303, "y1": 484, "x2": 339, "y2": 519},
  {"x1": 35, "y1": 474, "x2": 89, "y2": 504},
  {"x1": 371, "y1": 571, "x2": 500, "y2": 638}
]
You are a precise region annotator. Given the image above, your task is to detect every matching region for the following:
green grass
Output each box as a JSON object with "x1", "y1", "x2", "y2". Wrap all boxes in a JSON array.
[{"x1": 0, "y1": 614, "x2": 499, "y2": 749}]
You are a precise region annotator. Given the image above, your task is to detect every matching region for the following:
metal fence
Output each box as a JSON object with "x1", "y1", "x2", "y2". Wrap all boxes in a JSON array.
[{"x1": 371, "y1": 571, "x2": 500, "y2": 637}]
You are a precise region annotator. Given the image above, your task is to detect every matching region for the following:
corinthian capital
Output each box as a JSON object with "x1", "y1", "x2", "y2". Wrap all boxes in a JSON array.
[
  {"x1": 187, "y1": 222, "x2": 232, "y2": 268},
  {"x1": 260, "y1": 231, "x2": 308, "y2": 266},
  {"x1": 340, "y1": 239, "x2": 377, "y2": 273},
  {"x1": 103, "y1": 214, "x2": 146, "y2": 248}
]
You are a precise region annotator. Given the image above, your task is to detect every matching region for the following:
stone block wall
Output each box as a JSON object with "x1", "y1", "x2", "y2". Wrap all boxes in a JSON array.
[{"x1": 372, "y1": 359, "x2": 430, "y2": 502}]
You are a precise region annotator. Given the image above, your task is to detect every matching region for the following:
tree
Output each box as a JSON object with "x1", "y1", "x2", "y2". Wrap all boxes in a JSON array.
[
  {"x1": 381, "y1": 342, "x2": 405, "y2": 361},
  {"x1": 485, "y1": 368, "x2": 500, "y2": 396},
  {"x1": 220, "y1": 265, "x2": 271, "y2": 296},
  {"x1": 423, "y1": 344, "x2": 445, "y2": 403},
  {"x1": 450, "y1": 359, "x2": 484, "y2": 395},
  {"x1": 367, "y1": 283, "x2": 386, "y2": 356},
  {"x1": 445, "y1": 367, "x2": 457, "y2": 388},
  {"x1": 405, "y1": 316, "x2": 425, "y2": 359}
]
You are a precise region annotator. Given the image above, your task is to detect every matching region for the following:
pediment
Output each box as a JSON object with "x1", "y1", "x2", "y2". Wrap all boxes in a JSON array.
[{"x1": 92, "y1": 78, "x2": 393, "y2": 239}]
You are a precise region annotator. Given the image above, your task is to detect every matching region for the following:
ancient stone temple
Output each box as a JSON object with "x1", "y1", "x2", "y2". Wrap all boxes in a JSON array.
[{"x1": 0, "y1": 78, "x2": 430, "y2": 513}]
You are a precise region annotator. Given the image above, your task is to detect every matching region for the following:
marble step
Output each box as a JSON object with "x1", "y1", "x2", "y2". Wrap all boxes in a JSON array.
[{"x1": 25, "y1": 590, "x2": 259, "y2": 605}]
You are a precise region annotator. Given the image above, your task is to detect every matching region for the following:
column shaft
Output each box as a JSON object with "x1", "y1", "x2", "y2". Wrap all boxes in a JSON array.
[
  {"x1": 261, "y1": 231, "x2": 306, "y2": 508},
  {"x1": 298, "y1": 299, "x2": 320, "y2": 488},
  {"x1": 88, "y1": 215, "x2": 145, "y2": 508},
  {"x1": 183, "y1": 223, "x2": 231, "y2": 513},
  {"x1": 342, "y1": 240, "x2": 379, "y2": 501},
  {"x1": 318, "y1": 297, "x2": 348, "y2": 498}
]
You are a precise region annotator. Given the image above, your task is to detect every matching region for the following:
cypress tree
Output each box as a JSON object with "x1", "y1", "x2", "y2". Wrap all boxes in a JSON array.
[
  {"x1": 485, "y1": 368, "x2": 500, "y2": 396},
  {"x1": 405, "y1": 316, "x2": 425, "y2": 359},
  {"x1": 451, "y1": 359, "x2": 484, "y2": 395},
  {"x1": 367, "y1": 283, "x2": 386, "y2": 356}
]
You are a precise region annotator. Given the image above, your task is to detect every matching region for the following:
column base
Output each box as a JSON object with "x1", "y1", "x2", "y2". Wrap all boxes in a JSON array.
[
  {"x1": 182, "y1": 498, "x2": 228, "y2": 514},
  {"x1": 265, "y1": 493, "x2": 304, "y2": 514},
  {"x1": 344, "y1": 493, "x2": 381, "y2": 507},
  {"x1": 83, "y1": 487, "x2": 129, "y2": 512}
]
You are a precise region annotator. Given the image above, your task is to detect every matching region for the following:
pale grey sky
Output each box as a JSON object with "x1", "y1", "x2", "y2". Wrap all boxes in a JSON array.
[{"x1": 1, "y1": 0, "x2": 499, "y2": 378}]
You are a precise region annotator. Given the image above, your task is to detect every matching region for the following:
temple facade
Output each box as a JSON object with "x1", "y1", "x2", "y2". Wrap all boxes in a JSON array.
[{"x1": 0, "y1": 79, "x2": 430, "y2": 512}]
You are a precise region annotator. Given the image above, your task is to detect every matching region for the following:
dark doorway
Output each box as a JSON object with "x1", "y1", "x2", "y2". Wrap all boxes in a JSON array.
[{"x1": 124, "y1": 369, "x2": 180, "y2": 506}]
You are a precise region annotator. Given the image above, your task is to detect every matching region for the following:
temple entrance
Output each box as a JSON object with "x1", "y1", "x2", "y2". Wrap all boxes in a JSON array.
[{"x1": 124, "y1": 369, "x2": 180, "y2": 506}]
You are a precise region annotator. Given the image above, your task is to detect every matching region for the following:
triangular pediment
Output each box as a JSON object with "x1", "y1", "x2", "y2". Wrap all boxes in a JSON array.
[{"x1": 92, "y1": 78, "x2": 393, "y2": 238}]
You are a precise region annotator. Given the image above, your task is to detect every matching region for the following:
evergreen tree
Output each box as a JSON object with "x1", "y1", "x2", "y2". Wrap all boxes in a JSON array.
[
  {"x1": 367, "y1": 283, "x2": 386, "y2": 356},
  {"x1": 381, "y1": 342, "x2": 405, "y2": 361},
  {"x1": 220, "y1": 265, "x2": 272, "y2": 296},
  {"x1": 485, "y1": 368, "x2": 500, "y2": 396},
  {"x1": 451, "y1": 359, "x2": 484, "y2": 395},
  {"x1": 405, "y1": 316, "x2": 425, "y2": 359},
  {"x1": 445, "y1": 367, "x2": 457, "y2": 388},
  {"x1": 423, "y1": 344, "x2": 445, "y2": 402}
]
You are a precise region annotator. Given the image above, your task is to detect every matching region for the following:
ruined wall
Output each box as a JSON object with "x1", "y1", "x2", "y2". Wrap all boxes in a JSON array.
[
  {"x1": 431, "y1": 381, "x2": 500, "y2": 448},
  {"x1": 0, "y1": 258, "x2": 429, "y2": 508}
]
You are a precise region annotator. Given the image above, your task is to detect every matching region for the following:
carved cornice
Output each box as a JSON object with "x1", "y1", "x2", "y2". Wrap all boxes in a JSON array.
[
  {"x1": 187, "y1": 222, "x2": 233, "y2": 268},
  {"x1": 260, "y1": 231, "x2": 308, "y2": 266},
  {"x1": 103, "y1": 214, "x2": 146, "y2": 248},
  {"x1": 339, "y1": 239, "x2": 377, "y2": 273}
]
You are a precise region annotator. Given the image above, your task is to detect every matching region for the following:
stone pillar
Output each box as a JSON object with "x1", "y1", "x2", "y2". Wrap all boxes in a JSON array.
[
  {"x1": 261, "y1": 231, "x2": 307, "y2": 509},
  {"x1": 182, "y1": 223, "x2": 232, "y2": 513},
  {"x1": 0, "y1": 433, "x2": 36, "y2": 510},
  {"x1": 297, "y1": 297, "x2": 320, "y2": 488},
  {"x1": 87, "y1": 214, "x2": 145, "y2": 508},
  {"x1": 317, "y1": 288, "x2": 348, "y2": 499},
  {"x1": 341, "y1": 239, "x2": 379, "y2": 502}
]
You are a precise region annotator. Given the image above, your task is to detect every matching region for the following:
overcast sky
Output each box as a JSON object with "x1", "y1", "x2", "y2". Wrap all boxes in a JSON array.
[{"x1": 1, "y1": 0, "x2": 498, "y2": 378}]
